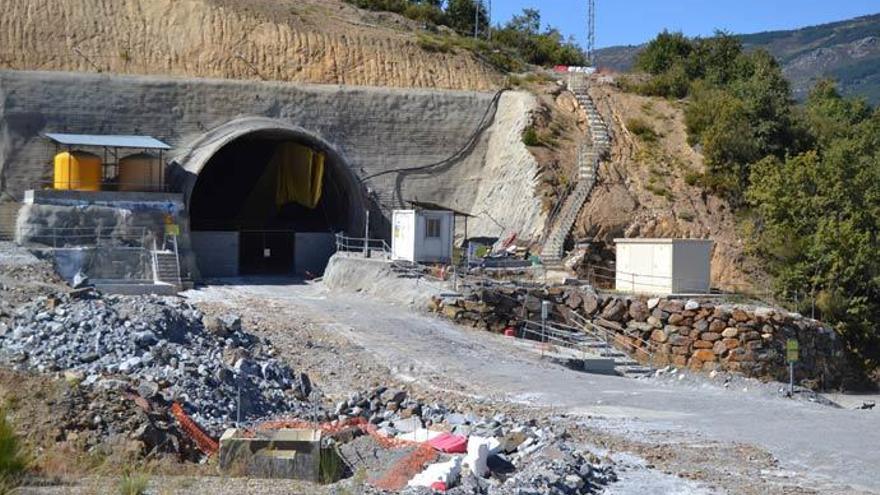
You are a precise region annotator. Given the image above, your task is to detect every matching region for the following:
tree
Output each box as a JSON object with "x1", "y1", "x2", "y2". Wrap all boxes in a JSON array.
[
  {"x1": 445, "y1": 0, "x2": 489, "y2": 37},
  {"x1": 508, "y1": 8, "x2": 540, "y2": 36},
  {"x1": 635, "y1": 30, "x2": 694, "y2": 75}
]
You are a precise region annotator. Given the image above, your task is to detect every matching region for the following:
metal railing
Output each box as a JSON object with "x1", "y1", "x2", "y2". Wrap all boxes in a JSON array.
[
  {"x1": 32, "y1": 179, "x2": 173, "y2": 193},
  {"x1": 521, "y1": 319, "x2": 593, "y2": 360},
  {"x1": 568, "y1": 311, "x2": 657, "y2": 365},
  {"x1": 334, "y1": 233, "x2": 391, "y2": 258},
  {"x1": 585, "y1": 263, "x2": 713, "y2": 294},
  {"x1": 16, "y1": 225, "x2": 153, "y2": 249}
]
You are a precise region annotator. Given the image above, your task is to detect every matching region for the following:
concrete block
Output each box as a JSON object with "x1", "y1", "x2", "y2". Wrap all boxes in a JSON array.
[{"x1": 219, "y1": 428, "x2": 342, "y2": 483}]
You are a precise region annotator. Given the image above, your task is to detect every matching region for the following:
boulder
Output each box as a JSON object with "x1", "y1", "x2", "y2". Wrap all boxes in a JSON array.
[
  {"x1": 600, "y1": 299, "x2": 627, "y2": 321},
  {"x1": 700, "y1": 332, "x2": 722, "y2": 342},
  {"x1": 708, "y1": 319, "x2": 727, "y2": 333},
  {"x1": 565, "y1": 291, "x2": 583, "y2": 309},
  {"x1": 721, "y1": 327, "x2": 739, "y2": 339},
  {"x1": 650, "y1": 329, "x2": 668, "y2": 343},
  {"x1": 693, "y1": 349, "x2": 717, "y2": 362},
  {"x1": 628, "y1": 301, "x2": 649, "y2": 322},
  {"x1": 582, "y1": 292, "x2": 601, "y2": 315}
]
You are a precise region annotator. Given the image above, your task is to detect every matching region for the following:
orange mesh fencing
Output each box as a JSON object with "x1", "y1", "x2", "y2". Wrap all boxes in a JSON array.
[
  {"x1": 370, "y1": 443, "x2": 439, "y2": 491},
  {"x1": 170, "y1": 402, "x2": 220, "y2": 456}
]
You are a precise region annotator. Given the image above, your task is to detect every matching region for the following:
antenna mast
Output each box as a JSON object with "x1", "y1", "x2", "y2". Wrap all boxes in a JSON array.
[{"x1": 587, "y1": 0, "x2": 596, "y2": 66}]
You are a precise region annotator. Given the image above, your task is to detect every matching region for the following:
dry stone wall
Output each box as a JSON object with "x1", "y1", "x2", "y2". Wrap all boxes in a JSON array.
[{"x1": 432, "y1": 285, "x2": 846, "y2": 388}]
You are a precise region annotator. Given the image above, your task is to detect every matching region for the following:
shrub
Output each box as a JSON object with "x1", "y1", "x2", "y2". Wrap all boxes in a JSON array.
[
  {"x1": 0, "y1": 411, "x2": 28, "y2": 492},
  {"x1": 118, "y1": 471, "x2": 149, "y2": 495},
  {"x1": 684, "y1": 171, "x2": 703, "y2": 186},
  {"x1": 522, "y1": 126, "x2": 541, "y2": 146},
  {"x1": 417, "y1": 34, "x2": 454, "y2": 53},
  {"x1": 626, "y1": 118, "x2": 659, "y2": 142}
]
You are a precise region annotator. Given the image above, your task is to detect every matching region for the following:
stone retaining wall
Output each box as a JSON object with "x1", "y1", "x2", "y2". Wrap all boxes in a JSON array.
[{"x1": 432, "y1": 285, "x2": 846, "y2": 388}]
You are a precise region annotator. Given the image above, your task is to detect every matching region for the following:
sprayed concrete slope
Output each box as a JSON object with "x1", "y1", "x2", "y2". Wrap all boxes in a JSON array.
[{"x1": 0, "y1": 70, "x2": 544, "y2": 240}]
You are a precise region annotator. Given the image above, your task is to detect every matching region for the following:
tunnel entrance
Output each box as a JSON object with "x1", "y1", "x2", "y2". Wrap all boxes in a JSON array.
[{"x1": 187, "y1": 130, "x2": 360, "y2": 278}]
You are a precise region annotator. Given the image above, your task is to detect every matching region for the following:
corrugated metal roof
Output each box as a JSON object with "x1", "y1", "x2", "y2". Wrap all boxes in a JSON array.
[{"x1": 43, "y1": 133, "x2": 171, "y2": 150}]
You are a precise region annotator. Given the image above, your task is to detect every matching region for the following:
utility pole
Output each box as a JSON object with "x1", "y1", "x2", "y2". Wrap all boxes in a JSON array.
[
  {"x1": 474, "y1": 0, "x2": 480, "y2": 39},
  {"x1": 587, "y1": 0, "x2": 597, "y2": 66},
  {"x1": 487, "y1": 0, "x2": 492, "y2": 40}
]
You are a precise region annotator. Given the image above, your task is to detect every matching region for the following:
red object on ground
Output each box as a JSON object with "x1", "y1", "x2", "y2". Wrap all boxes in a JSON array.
[
  {"x1": 553, "y1": 65, "x2": 569, "y2": 73},
  {"x1": 428, "y1": 432, "x2": 468, "y2": 454},
  {"x1": 170, "y1": 402, "x2": 219, "y2": 456},
  {"x1": 431, "y1": 481, "x2": 448, "y2": 492},
  {"x1": 503, "y1": 327, "x2": 515, "y2": 337}
]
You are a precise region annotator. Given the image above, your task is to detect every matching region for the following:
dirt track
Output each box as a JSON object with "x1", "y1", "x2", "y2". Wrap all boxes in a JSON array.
[{"x1": 184, "y1": 279, "x2": 880, "y2": 494}]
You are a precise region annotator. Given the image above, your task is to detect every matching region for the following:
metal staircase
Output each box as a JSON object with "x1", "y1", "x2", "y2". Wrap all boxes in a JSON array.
[
  {"x1": 540, "y1": 76, "x2": 611, "y2": 265},
  {"x1": 152, "y1": 236, "x2": 182, "y2": 288},
  {"x1": 567, "y1": 311, "x2": 655, "y2": 377}
]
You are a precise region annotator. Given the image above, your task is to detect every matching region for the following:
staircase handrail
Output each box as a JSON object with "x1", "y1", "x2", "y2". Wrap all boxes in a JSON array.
[{"x1": 568, "y1": 311, "x2": 657, "y2": 366}]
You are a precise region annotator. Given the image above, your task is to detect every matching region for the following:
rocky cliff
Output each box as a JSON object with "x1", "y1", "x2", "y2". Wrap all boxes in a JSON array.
[{"x1": 1, "y1": 0, "x2": 502, "y2": 91}]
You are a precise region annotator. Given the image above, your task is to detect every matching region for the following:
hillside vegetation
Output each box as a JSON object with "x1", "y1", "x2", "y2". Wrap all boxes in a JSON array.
[
  {"x1": 597, "y1": 14, "x2": 880, "y2": 103},
  {"x1": 346, "y1": 1, "x2": 587, "y2": 71},
  {"x1": 628, "y1": 31, "x2": 880, "y2": 380}
]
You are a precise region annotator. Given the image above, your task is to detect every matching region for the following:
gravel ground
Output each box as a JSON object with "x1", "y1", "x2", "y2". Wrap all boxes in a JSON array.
[{"x1": 181, "y1": 279, "x2": 879, "y2": 494}]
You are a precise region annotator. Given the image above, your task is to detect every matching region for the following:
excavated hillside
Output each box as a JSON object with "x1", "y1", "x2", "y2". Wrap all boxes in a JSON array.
[
  {"x1": 575, "y1": 83, "x2": 768, "y2": 291},
  {"x1": 1, "y1": 0, "x2": 502, "y2": 90}
]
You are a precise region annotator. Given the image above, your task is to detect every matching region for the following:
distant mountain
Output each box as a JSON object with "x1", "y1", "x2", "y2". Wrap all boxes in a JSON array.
[{"x1": 595, "y1": 13, "x2": 880, "y2": 103}]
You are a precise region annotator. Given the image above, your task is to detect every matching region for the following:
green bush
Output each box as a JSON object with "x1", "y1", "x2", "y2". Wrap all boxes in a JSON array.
[
  {"x1": 626, "y1": 118, "x2": 659, "y2": 142},
  {"x1": 118, "y1": 471, "x2": 149, "y2": 495},
  {"x1": 417, "y1": 34, "x2": 454, "y2": 53},
  {"x1": 0, "y1": 411, "x2": 28, "y2": 492},
  {"x1": 522, "y1": 126, "x2": 541, "y2": 146}
]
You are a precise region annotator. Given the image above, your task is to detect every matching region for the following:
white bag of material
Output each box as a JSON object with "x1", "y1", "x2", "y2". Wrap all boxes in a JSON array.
[
  {"x1": 463, "y1": 436, "x2": 499, "y2": 477},
  {"x1": 408, "y1": 456, "x2": 462, "y2": 489}
]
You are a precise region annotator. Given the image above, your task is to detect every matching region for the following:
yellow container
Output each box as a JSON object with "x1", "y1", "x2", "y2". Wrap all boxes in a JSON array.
[
  {"x1": 118, "y1": 152, "x2": 162, "y2": 191},
  {"x1": 53, "y1": 151, "x2": 102, "y2": 191}
]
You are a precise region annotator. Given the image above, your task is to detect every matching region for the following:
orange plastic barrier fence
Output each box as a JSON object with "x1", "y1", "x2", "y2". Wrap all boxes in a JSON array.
[{"x1": 170, "y1": 402, "x2": 220, "y2": 456}]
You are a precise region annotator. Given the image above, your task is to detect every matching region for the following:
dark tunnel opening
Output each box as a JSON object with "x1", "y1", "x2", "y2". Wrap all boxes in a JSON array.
[{"x1": 188, "y1": 131, "x2": 361, "y2": 277}]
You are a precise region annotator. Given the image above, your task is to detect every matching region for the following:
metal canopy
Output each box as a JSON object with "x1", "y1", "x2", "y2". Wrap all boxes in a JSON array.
[{"x1": 43, "y1": 133, "x2": 171, "y2": 150}]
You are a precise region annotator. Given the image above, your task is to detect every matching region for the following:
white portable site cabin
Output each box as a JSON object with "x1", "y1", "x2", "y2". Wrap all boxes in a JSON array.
[
  {"x1": 391, "y1": 209, "x2": 454, "y2": 264},
  {"x1": 614, "y1": 238, "x2": 713, "y2": 295}
]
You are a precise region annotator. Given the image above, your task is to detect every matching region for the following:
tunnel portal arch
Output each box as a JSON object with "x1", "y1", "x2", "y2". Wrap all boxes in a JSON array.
[{"x1": 174, "y1": 117, "x2": 367, "y2": 277}]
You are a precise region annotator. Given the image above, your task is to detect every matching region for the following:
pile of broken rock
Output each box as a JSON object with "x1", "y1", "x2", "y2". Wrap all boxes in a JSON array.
[
  {"x1": 333, "y1": 388, "x2": 616, "y2": 494},
  {"x1": 0, "y1": 290, "x2": 313, "y2": 435}
]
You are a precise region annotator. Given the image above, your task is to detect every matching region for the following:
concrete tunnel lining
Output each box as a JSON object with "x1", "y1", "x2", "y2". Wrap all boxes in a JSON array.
[
  {"x1": 172, "y1": 117, "x2": 367, "y2": 235},
  {"x1": 170, "y1": 117, "x2": 369, "y2": 277}
]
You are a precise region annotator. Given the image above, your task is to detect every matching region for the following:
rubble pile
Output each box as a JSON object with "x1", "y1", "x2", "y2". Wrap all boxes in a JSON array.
[
  {"x1": 0, "y1": 291, "x2": 313, "y2": 434},
  {"x1": 433, "y1": 284, "x2": 846, "y2": 386},
  {"x1": 332, "y1": 389, "x2": 616, "y2": 494}
]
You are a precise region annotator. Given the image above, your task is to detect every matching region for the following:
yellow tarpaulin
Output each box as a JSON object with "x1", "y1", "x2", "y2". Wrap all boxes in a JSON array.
[{"x1": 274, "y1": 142, "x2": 325, "y2": 209}]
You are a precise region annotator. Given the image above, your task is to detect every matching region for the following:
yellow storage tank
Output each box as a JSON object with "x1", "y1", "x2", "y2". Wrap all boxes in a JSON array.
[
  {"x1": 53, "y1": 150, "x2": 102, "y2": 191},
  {"x1": 118, "y1": 152, "x2": 163, "y2": 192}
]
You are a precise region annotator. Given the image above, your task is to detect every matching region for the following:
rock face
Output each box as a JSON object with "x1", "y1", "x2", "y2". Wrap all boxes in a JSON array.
[
  {"x1": 433, "y1": 285, "x2": 846, "y2": 388},
  {"x1": 0, "y1": 0, "x2": 501, "y2": 91}
]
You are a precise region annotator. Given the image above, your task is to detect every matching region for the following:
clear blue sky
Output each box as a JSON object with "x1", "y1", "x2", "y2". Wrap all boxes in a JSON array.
[{"x1": 489, "y1": 1, "x2": 880, "y2": 48}]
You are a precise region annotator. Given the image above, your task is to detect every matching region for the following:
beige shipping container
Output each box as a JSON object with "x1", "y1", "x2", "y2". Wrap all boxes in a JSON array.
[{"x1": 614, "y1": 238, "x2": 713, "y2": 295}]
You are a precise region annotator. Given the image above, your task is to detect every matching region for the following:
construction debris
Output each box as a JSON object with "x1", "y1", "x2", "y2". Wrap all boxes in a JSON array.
[{"x1": 0, "y1": 291, "x2": 313, "y2": 435}]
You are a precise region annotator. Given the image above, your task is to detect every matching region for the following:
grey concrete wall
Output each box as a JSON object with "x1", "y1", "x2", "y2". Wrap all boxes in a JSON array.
[
  {"x1": 191, "y1": 231, "x2": 239, "y2": 278},
  {"x1": 0, "y1": 70, "x2": 508, "y2": 232},
  {"x1": 294, "y1": 233, "x2": 335, "y2": 276}
]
